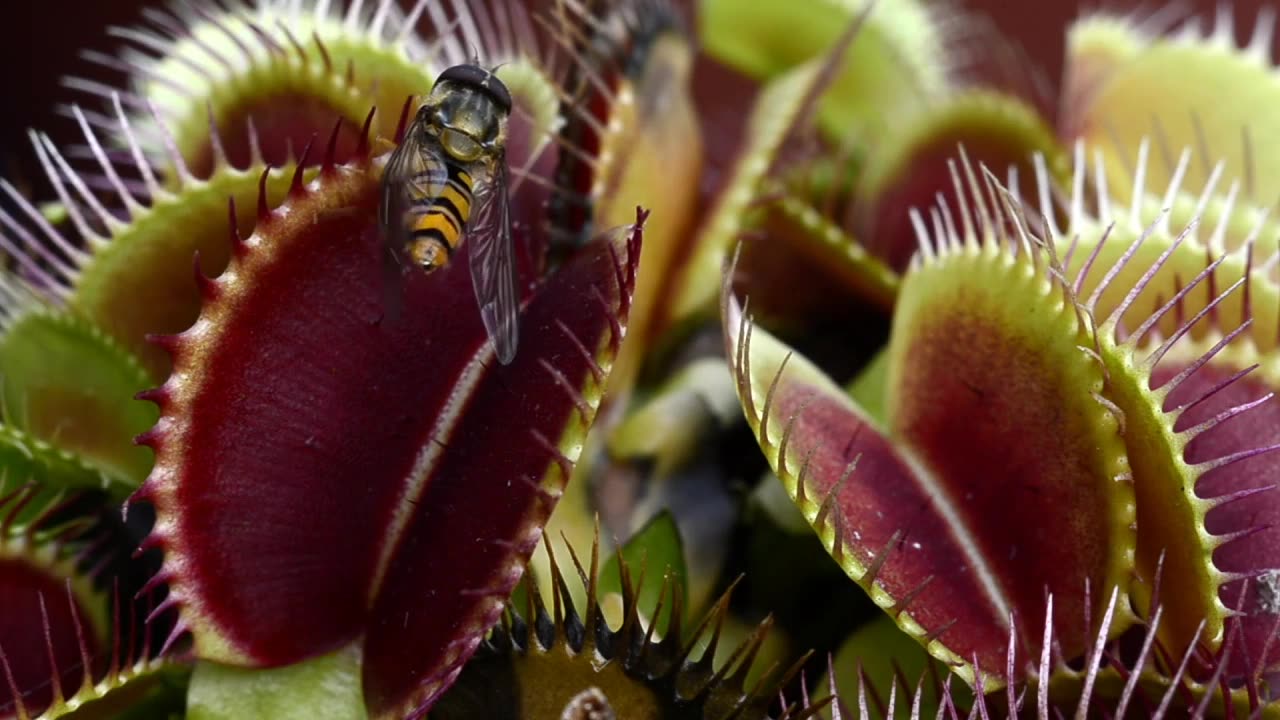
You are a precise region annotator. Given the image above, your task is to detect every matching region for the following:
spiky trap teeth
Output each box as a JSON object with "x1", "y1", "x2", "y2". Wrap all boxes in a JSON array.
[
  {"x1": 1028, "y1": 137, "x2": 1280, "y2": 349},
  {"x1": 917, "y1": 155, "x2": 1280, "y2": 708},
  {"x1": 1005, "y1": 138, "x2": 1280, "y2": 687},
  {"x1": 74, "y1": 0, "x2": 549, "y2": 178},
  {"x1": 1060, "y1": 4, "x2": 1280, "y2": 205},
  {"x1": 3, "y1": 92, "x2": 306, "y2": 380},
  {"x1": 431, "y1": 530, "x2": 828, "y2": 720},
  {"x1": 0, "y1": 483, "x2": 181, "y2": 720}
]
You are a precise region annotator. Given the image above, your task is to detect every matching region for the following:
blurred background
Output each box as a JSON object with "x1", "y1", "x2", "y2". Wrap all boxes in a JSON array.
[{"x1": 1, "y1": 0, "x2": 1273, "y2": 194}]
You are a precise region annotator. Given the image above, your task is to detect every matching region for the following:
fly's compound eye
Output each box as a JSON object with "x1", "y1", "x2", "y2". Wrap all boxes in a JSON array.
[{"x1": 440, "y1": 128, "x2": 483, "y2": 163}]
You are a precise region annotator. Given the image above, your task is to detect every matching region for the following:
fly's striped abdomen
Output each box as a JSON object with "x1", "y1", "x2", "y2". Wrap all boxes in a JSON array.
[
  {"x1": 406, "y1": 160, "x2": 475, "y2": 270},
  {"x1": 378, "y1": 63, "x2": 519, "y2": 361}
]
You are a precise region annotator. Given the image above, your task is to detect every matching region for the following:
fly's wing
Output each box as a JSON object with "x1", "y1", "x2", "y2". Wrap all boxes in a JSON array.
[
  {"x1": 466, "y1": 156, "x2": 520, "y2": 364},
  {"x1": 377, "y1": 132, "x2": 434, "y2": 323}
]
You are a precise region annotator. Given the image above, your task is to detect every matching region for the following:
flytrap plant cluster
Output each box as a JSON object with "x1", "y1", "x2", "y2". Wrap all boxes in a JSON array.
[{"x1": 1, "y1": 0, "x2": 1278, "y2": 718}]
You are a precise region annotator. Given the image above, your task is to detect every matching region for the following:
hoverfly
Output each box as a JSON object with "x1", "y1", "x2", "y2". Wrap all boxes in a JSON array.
[{"x1": 378, "y1": 63, "x2": 520, "y2": 365}]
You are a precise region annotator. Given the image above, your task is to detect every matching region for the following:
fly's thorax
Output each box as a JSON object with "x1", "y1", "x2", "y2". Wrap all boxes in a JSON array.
[{"x1": 422, "y1": 83, "x2": 509, "y2": 164}]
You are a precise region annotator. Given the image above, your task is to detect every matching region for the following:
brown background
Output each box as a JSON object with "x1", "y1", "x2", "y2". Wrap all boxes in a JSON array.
[{"x1": 0, "y1": 0, "x2": 1271, "y2": 190}]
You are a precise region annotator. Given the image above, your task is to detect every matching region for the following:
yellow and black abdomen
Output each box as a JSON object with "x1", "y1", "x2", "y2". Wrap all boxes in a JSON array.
[{"x1": 405, "y1": 160, "x2": 475, "y2": 270}]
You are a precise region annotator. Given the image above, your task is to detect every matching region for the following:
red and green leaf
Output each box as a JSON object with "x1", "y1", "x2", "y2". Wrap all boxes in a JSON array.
[
  {"x1": 128, "y1": 130, "x2": 646, "y2": 716},
  {"x1": 721, "y1": 166, "x2": 1137, "y2": 688}
]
